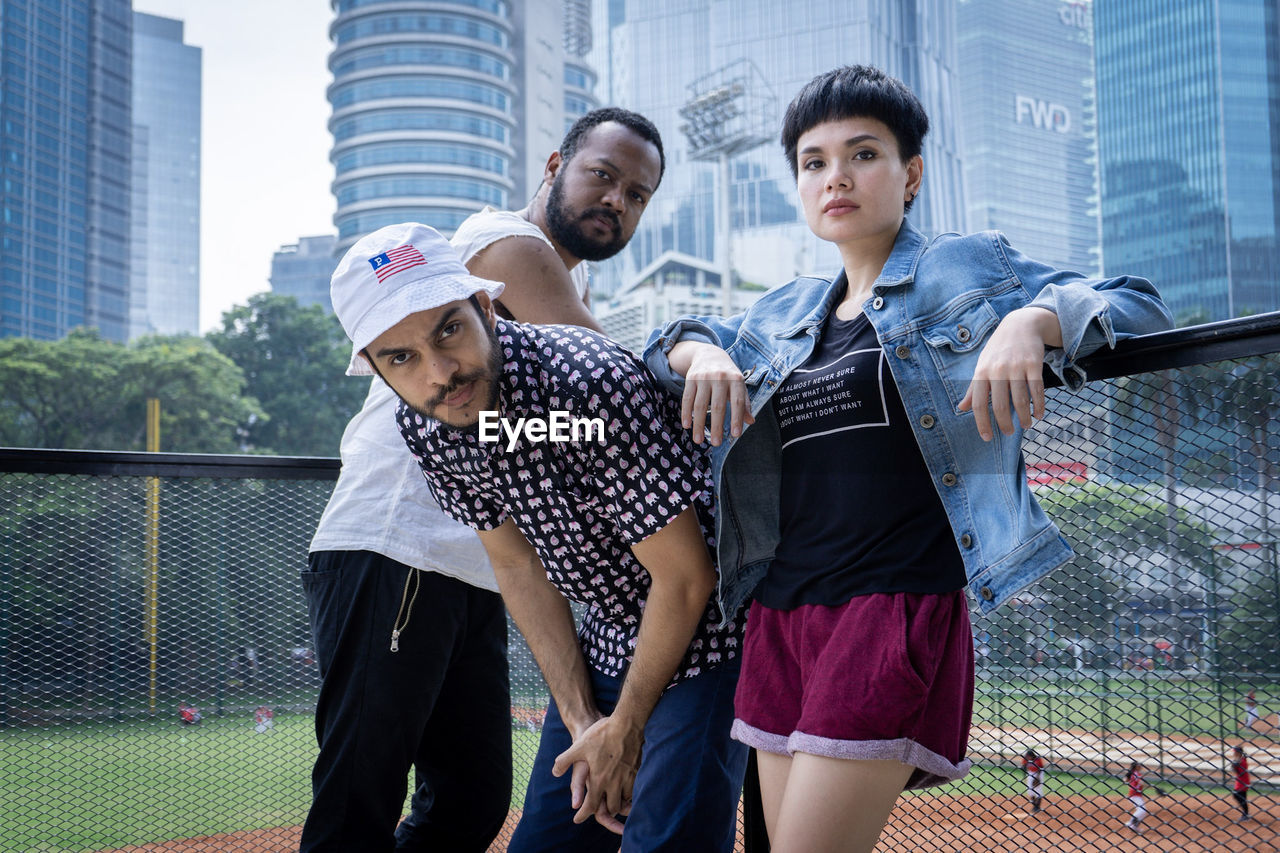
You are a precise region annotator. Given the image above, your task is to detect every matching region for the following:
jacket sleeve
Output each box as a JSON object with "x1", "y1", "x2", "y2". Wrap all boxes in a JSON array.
[
  {"x1": 995, "y1": 233, "x2": 1174, "y2": 390},
  {"x1": 641, "y1": 311, "x2": 750, "y2": 395}
]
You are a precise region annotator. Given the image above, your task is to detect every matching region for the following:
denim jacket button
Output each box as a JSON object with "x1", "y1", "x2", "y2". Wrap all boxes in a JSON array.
[
  {"x1": 894, "y1": 344, "x2": 910, "y2": 359},
  {"x1": 872, "y1": 296, "x2": 885, "y2": 310},
  {"x1": 941, "y1": 472, "x2": 958, "y2": 486},
  {"x1": 957, "y1": 326, "x2": 971, "y2": 342},
  {"x1": 960, "y1": 533, "x2": 973, "y2": 548},
  {"x1": 919, "y1": 414, "x2": 935, "y2": 429},
  {"x1": 980, "y1": 585, "x2": 995, "y2": 601}
]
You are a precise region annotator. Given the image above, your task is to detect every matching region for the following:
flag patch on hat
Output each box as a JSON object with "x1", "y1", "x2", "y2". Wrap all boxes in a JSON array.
[{"x1": 369, "y1": 244, "x2": 427, "y2": 282}]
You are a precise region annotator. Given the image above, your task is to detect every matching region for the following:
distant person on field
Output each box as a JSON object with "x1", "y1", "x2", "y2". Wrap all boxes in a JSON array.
[
  {"x1": 1021, "y1": 748, "x2": 1046, "y2": 814},
  {"x1": 1123, "y1": 760, "x2": 1147, "y2": 833},
  {"x1": 254, "y1": 705, "x2": 275, "y2": 734},
  {"x1": 1231, "y1": 746, "x2": 1251, "y2": 822},
  {"x1": 1243, "y1": 689, "x2": 1259, "y2": 730}
]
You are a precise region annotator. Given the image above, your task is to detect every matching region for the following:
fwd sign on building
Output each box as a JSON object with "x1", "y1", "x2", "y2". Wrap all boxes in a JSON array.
[{"x1": 1015, "y1": 95, "x2": 1072, "y2": 133}]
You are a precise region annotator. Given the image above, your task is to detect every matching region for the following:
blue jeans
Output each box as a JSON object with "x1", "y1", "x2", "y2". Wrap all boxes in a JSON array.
[{"x1": 510, "y1": 658, "x2": 746, "y2": 852}]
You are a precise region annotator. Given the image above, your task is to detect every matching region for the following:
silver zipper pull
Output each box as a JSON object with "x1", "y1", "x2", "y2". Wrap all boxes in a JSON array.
[{"x1": 390, "y1": 630, "x2": 400, "y2": 653}]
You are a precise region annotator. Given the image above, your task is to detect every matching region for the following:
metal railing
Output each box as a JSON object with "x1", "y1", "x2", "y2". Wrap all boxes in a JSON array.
[{"x1": 2, "y1": 312, "x2": 1279, "y2": 852}]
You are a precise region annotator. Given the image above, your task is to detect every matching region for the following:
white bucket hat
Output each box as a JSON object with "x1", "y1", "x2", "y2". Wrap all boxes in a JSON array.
[{"x1": 331, "y1": 222, "x2": 505, "y2": 375}]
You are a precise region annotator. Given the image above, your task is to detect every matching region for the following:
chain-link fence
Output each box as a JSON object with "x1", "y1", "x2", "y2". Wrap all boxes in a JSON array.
[{"x1": 1, "y1": 315, "x2": 1278, "y2": 852}]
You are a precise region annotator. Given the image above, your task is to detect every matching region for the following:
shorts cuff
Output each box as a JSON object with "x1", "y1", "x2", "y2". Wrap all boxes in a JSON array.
[
  {"x1": 731, "y1": 719, "x2": 791, "y2": 756},
  {"x1": 787, "y1": 733, "x2": 971, "y2": 789}
]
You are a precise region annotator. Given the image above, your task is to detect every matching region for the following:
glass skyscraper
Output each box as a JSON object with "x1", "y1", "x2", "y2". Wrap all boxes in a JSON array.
[
  {"x1": 957, "y1": 0, "x2": 1098, "y2": 275},
  {"x1": 327, "y1": 0, "x2": 597, "y2": 253},
  {"x1": 1095, "y1": 0, "x2": 1280, "y2": 322},
  {"x1": 1, "y1": 0, "x2": 132, "y2": 341},
  {"x1": 587, "y1": 0, "x2": 966, "y2": 296},
  {"x1": 130, "y1": 12, "x2": 201, "y2": 339},
  {"x1": 328, "y1": 0, "x2": 516, "y2": 251}
]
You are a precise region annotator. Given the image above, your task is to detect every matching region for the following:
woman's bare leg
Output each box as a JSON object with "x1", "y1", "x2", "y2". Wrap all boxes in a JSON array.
[
  {"x1": 756, "y1": 749, "x2": 793, "y2": 840},
  {"x1": 769, "y1": 753, "x2": 913, "y2": 853}
]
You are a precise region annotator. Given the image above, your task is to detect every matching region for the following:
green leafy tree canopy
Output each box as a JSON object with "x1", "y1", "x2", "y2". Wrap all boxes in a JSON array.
[
  {"x1": 207, "y1": 294, "x2": 368, "y2": 457},
  {"x1": 0, "y1": 329, "x2": 263, "y2": 452}
]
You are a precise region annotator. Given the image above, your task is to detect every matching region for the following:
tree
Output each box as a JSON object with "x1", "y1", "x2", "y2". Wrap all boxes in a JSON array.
[
  {"x1": 0, "y1": 329, "x2": 262, "y2": 452},
  {"x1": 0, "y1": 330, "x2": 125, "y2": 449},
  {"x1": 207, "y1": 294, "x2": 367, "y2": 457},
  {"x1": 1036, "y1": 482, "x2": 1221, "y2": 666},
  {"x1": 1211, "y1": 356, "x2": 1280, "y2": 672}
]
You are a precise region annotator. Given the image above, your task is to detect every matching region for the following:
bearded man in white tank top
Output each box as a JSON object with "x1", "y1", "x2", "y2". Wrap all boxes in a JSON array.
[{"x1": 300, "y1": 108, "x2": 665, "y2": 853}]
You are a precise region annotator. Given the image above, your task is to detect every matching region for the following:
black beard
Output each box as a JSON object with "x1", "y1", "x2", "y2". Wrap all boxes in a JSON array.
[{"x1": 545, "y1": 173, "x2": 627, "y2": 262}]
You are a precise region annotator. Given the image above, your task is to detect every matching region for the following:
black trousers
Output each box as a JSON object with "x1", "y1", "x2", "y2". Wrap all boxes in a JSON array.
[{"x1": 300, "y1": 551, "x2": 511, "y2": 852}]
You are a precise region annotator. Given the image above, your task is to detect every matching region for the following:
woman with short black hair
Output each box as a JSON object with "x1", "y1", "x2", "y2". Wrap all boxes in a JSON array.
[{"x1": 645, "y1": 64, "x2": 1172, "y2": 851}]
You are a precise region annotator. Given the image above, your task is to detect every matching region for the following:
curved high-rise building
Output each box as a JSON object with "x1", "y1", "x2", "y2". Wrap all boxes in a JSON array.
[
  {"x1": 328, "y1": 0, "x2": 519, "y2": 252},
  {"x1": 328, "y1": 1, "x2": 600, "y2": 253}
]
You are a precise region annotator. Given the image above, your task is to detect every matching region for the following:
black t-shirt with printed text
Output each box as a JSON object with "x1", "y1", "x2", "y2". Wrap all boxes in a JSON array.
[{"x1": 756, "y1": 309, "x2": 967, "y2": 610}]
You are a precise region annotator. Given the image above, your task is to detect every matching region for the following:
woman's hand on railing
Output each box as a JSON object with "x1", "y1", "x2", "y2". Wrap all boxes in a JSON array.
[{"x1": 960, "y1": 307, "x2": 1062, "y2": 441}]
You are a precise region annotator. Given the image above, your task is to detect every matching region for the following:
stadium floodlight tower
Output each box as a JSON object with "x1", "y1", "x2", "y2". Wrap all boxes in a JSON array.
[{"x1": 679, "y1": 59, "x2": 775, "y2": 315}]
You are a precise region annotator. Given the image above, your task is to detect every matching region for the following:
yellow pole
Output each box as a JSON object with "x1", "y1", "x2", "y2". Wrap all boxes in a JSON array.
[{"x1": 146, "y1": 398, "x2": 160, "y2": 715}]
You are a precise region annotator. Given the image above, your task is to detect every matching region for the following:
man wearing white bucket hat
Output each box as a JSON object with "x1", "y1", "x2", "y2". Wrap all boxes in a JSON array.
[
  {"x1": 302, "y1": 111, "x2": 668, "y2": 852},
  {"x1": 334, "y1": 220, "x2": 746, "y2": 853}
]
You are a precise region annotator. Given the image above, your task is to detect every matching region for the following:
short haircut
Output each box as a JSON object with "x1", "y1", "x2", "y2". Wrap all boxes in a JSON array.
[
  {"x1": 781, "y1": 65, "x2": 930, "y2": 189},
  {"x1": 560, "y1": 107, "x2": 666, "y2": 186}
]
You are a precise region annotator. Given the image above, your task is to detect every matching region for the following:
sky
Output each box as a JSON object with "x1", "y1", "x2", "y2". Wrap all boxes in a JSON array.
[{"x1": 133, "y1": 0, "x2": 336, "y2": 332}]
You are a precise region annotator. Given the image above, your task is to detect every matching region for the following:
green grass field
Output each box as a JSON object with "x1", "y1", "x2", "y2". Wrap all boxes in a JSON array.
[
  {"x1": 0, "y1": 713, "x2": 543, "y2": 852},
  {"x1": 904, "y1": 761, "x2": 1234, "y2": 802},
  {"x1": 2, "y1": 681, "x2": 1265, "y2": 852},
  {"x1": 974, "y1": 675, "x2": 1271, "y2": 738}
]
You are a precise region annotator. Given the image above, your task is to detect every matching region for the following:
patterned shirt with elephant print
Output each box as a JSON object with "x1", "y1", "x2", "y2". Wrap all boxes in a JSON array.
[{"x1": 398, "y1": 319, "x2": 742, "y2": 685}]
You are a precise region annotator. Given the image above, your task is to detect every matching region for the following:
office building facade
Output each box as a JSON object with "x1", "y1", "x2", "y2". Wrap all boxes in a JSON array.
[
  {"x1": 586, "y1": 0, "x2": 967, "y2": 301},
  {"x1": 1, "y1": 0, "x2": 132, "y2": 341},
  {"x1": 270, "y1": 235, "x2": 339, "y2": 313},
  {"x1": 1095, "y1": 0, "x2": 1280, "y2": 322},
  {"x1": 130, "y1": 12, "x2": 201, "y2": 338},
  {"x1": 957, "y1": 0, "x2": 1099, "y2": 275},
  {"x1": 327, "y1": 0, "x2": 598, "y2": 253},
  {"x1": 593, "y1": 251, "x2": 764, "y2": 353}
]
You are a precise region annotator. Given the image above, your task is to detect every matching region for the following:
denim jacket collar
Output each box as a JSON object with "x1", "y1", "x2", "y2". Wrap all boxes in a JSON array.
[
  {"x1": 775, "y1": 220, "x2": 930, "y2": 340},
  {"x1": 873, "y1": 219, "x2": 929, "y2": 292}
]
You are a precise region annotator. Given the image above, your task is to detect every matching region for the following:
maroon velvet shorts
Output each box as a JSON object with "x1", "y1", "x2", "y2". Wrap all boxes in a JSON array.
[{"x1": 731, "y1": 590, "x2": 974, "y2": 789}]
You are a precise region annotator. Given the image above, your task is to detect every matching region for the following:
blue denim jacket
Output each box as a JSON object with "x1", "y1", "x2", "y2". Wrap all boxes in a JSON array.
[{"x1": 643, "y1": 221, "x2": 1172, "y2": 621}]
